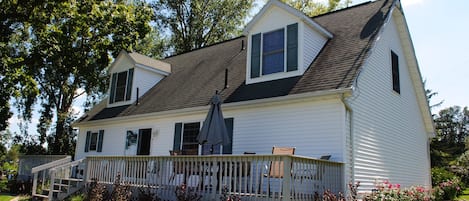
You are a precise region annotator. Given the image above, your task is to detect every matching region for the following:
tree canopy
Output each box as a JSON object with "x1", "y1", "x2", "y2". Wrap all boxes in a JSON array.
[
  {"x1": 281, "y1": 0, "x2": 352, "y2": 17},
  {"x1": 153, "y1": 0, "x2": 254, "y2": 54},
  {"x1": 1, "y1": 0, "x2": 157, "y2": 154}
]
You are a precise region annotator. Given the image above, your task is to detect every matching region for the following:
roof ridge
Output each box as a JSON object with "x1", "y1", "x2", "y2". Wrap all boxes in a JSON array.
[
  {"x1": 311, "y1": 0, "x2": 375, "y2": 18},
  {"x1": 164, "y1": 36, "x2": 245, "y2": 59}
]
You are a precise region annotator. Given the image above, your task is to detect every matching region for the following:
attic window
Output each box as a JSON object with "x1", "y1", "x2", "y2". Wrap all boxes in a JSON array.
[
  {"x1": 251, "y1": 23, "x2": 298, "y2": 78},
  {"x1": 109, "y1": 68, "x2": 134, "y2": 104}
]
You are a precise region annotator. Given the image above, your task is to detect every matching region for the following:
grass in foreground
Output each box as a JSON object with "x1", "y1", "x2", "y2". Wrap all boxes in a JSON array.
[
  {"x1": 458, "y1": 188, "x2": 469, "y2": 200},
  {"x1": 0, "y1": 194, "x2": 15, "y2": 201}
]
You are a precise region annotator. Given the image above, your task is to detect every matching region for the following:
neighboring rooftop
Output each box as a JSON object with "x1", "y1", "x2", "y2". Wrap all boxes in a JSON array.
[{"x1": 81, "y1": 0, "x2": 395, "y2": 123}]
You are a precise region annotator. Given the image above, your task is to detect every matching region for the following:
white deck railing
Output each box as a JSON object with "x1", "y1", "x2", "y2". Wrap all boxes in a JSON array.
[{"x1": 86, "y1": 155, "x2": 344, "y2": 200}]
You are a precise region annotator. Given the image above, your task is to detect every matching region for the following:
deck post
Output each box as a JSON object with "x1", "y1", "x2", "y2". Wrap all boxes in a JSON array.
[
  {"x1": 85, "y1": 157, "x2": 91, "y2": 183},
  {"x1": 82, "y1": 158, "x2": 88, "y2": 184},
  {"x1": 282, "y1": 156, "x2": 292, "y2": 201},
  {"x1": 32, "y1": 172, "x2": 38, "y2": 196},
  {"x1": 48, "y1": 168, "x2": 56, "y2": 200}
]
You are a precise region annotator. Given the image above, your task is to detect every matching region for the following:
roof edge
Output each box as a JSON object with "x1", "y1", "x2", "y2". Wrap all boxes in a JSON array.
[
  {"x1": 391, "y1": 2, "x2": 435, "y2": 137},
  {"x1": 164, "y1": 36, "x2": 245, "y2": 59},
  {"x1": 76, "y1": 88, "x2": 352, "y2": 127}
]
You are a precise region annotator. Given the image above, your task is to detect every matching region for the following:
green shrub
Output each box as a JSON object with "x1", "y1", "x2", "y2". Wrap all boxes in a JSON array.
[
  {"x1": 0, "y1": 179, "x2": 8, "y2": 192},
  {"x1": 432, "y1": 167, "x2": 456, "y2": 186},
  {"x1": 433, "y1": 177, "x2": 462, "y2": 201},
  {"x1": 69, "y1": 194, "x2": 85, "y2": 201}
]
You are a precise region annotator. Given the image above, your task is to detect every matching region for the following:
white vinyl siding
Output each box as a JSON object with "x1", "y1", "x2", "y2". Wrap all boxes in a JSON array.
[
  {"x1": 303, "y1": 24, "x2": 328, "y2": 71},
  {"x1": 232, "y1": 99, "x2": 345, "y2": 160},
  {"x1": 348, "y1": 16, "x2": 431, "y2": 190},
  {"x1": 133, "y1": 67, "x2": 165, "y2": 100},
  {"x1": 76, "y1": 98, "x2": 346, "y2": 162}
]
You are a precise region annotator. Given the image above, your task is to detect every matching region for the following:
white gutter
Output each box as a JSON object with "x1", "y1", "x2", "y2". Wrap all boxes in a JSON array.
[{"x1": 75, "y1": 88, "x2": 352, "y2": 127}]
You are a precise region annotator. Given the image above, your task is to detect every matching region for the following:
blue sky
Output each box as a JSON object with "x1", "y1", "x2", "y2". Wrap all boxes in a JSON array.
[
  {"x1": 7, "y1": 0, "x2": 468, "y2": 135},
  {"x1": 395, "y1": 0, "x2": 469, "y2": 111}
]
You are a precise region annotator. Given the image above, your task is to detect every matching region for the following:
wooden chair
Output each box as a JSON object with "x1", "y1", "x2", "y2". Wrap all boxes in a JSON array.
[
  {"x1": 262, "y1": 146, "x2": 295, "y2": 194},
  {"x1": 169, "y1": 150, "x2": 184, "y2": 183}
]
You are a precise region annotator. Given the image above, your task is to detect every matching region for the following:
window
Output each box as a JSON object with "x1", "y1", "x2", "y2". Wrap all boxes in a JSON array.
[
  {"x1": 172, "y1": 122, "x2": 200, "y2": 155},
  {"x1": 109, "y1": 68, "x2": 134, "y2": 104},
  {"x1": 262, "y1": 29, "x2": 285, "y2": 75},
  {"x1": 251, "y1": 23, "x2": 298, "y2": 78},
  {"x1": 89, "y1": 132, "x2": 98, "y2": 151},
  {"x1": 391, "y1": 51, "x2": 400, "y2": 93},
  {"x1": 85, "y1": 130, "x2": 104, "y2": 152},
  {"x1": 173, "y1": 118, "x2": 234, "y2": 155}
]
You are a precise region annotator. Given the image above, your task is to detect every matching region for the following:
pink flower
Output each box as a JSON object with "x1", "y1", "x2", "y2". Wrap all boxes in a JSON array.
[
  {"x1": 416, "y1": 186, "x2": 425, "y2": 192},
  {"x1": 383, "y1": 180, "x2": 389, "y2": 184},
  {"x1": 395, "y1": 184, "x2": 401, "y2": 189}
]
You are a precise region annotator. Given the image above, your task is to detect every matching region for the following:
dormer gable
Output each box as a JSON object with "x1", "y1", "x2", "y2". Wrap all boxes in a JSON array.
[
  {"x1": 243, "y1": 0, "x2": 332, "y2": 84},
  {"x1": 108, "y1": 50, "x2": 171, "y2": 107}
]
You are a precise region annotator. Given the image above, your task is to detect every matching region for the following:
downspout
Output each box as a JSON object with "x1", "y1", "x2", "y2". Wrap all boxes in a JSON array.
[{"x1": 340, "y1": 93, "x2": 354, "y2": 188}]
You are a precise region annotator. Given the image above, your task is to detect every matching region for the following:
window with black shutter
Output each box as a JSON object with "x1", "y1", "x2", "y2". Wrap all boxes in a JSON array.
[
  {"x1": 109, "y1": 68, "x2": 134, "y2": 103},
  {"x1": 250, "y1": 23, "x2": 298, "y2": 78}
]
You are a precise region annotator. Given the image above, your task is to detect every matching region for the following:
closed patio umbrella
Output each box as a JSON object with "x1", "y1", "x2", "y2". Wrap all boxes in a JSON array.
[{"x1": 197, "y1": 92, "x2": 230, "y2": 154}]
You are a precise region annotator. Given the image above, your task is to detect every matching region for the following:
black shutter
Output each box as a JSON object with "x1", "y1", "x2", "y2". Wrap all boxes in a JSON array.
[
  {"x1": 126, "y1": 68, "x2": 134, "y2": 101},
  {"x1": 173, "y1": 123, "x2": 183, "y2": 151},
  {"x1": 97, "y1": 130, "x2": 104, "y2": 152},
  {"x1": 391, "y1": 51, "x2": 400, "y2": 93},
  {"x1": 250, "y1": 33, "x2": 261, "y2": 78},
  {"x1": 109, "y1": 73, "x2": 117, "y2": 104},
  {"x1": 287, "y1": 23, "x2": 298, "y2": 72},
  {"x1": 223, "y1": 118, "x2": 234, "y2": 154},
  {"x1": 85, "y1": 131, "x2": 91, "y2": 152}
]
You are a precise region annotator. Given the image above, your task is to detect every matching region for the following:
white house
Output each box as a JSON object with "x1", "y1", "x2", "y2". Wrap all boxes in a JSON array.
[{"x1": 74, "y1": 0, "x2": 434, "y2": 193}]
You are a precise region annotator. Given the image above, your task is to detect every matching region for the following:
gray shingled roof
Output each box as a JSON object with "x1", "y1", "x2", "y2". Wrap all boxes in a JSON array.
[{"x1": 86, "y1": 0, "x2": 394, "y2": 122}]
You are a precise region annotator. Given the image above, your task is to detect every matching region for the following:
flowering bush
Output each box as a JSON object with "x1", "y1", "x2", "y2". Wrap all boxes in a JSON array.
[
  {"x1": 362, "y1": 180, "x2": 432, "y2": 201},
  {"x1": 432, "y1": 177, "x2": 462, "y2": 201}
]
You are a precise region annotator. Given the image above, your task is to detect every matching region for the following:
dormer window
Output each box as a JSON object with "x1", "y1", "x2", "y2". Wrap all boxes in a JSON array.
[
  {"x1": 109, "y1": 68, "x2": 134, "y2": 104},
  {"x1": 251, "y1": 23, "x2": 298, "y2": 78}
]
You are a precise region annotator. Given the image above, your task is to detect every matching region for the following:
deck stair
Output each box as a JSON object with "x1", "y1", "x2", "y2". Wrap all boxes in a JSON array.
[{"x1": 31, "y1": 157, "x2": 86, "y2": 200}]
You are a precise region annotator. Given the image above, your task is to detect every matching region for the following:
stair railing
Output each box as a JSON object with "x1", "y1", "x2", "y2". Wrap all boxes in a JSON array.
[
  {"x1": 48, "y1": 158, "x2": 86, "y2": 200},
  {"x1": 31, "y1": 156, "x2": 72, "y2": 199}
]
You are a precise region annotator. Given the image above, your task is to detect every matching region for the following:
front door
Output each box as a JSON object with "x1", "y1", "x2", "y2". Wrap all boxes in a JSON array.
[{"x1": 137, "y1": 128, "x2": 151, "y2": 155}]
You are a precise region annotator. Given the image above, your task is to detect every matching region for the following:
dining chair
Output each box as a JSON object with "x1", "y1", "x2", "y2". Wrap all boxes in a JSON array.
[{"x1": 168, "y1": 150, "x2": 184, "y2": 183}]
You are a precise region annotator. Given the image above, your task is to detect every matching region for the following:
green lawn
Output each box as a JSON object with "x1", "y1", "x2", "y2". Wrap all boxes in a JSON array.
[
  {"x1": 0, "y1": 194, "x2": 15, "y2": 201},
  {"x1": 458, "y1": 188, "x2": 469, "y2": 200}
]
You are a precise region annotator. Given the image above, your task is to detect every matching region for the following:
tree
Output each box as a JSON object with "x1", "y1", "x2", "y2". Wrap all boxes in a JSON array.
[
  {"x1": 0, "y1": 0, "x2": 40, "y2": 131},
  {"x1": 434, "y1": 106, "x2": 469, "y2": 145},
  {"x1": 2, "y1": 0, "x2": 158, "y2": 154},
  {"x1": 153, "y1": 0, "x2": 254, "y2": 54},
  {"x1": 280, "y1": 0, "x2": 352, "y2": 17},
  {"x1": 431, "y1": 106, "x2": 469, "y2": 167}
]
